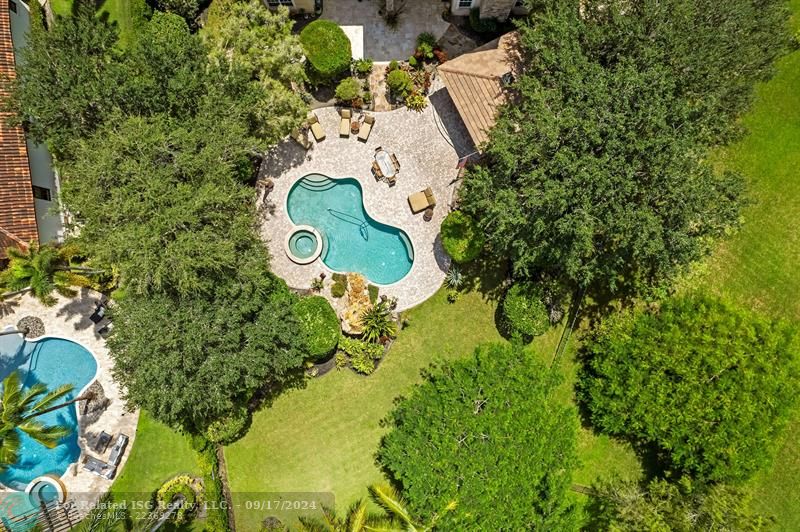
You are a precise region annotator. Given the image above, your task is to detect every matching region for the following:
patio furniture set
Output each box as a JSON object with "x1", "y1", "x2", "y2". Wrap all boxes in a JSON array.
[
  {"x1": 372, "y1": 147, "x2": 401, "y2": 186},
  {"x1": 83, "y1": 432, "x2": 129, "y2": 480},
  {"x1": 293, "y1": 109, "x2": 376, "y2": 148}
]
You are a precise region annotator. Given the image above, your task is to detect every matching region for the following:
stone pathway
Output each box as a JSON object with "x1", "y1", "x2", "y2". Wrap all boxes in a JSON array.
[
  {"x1": 259, "y1": 90, "x2": 473, "y2": 311},
  {"x1": 322, "y1": 0, "x2": 450, "y2": 61},
  {"x1": 437, "y1": 24, "x2": 478, "y2": 59},
  {"x1": 0, "y1": 290, "x2": 139, "y2": 517}
]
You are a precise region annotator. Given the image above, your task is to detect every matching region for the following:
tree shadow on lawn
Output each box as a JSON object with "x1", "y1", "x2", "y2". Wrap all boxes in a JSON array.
[{"x1": 457, "y1": 255, "x2": 509, "y2": 303}]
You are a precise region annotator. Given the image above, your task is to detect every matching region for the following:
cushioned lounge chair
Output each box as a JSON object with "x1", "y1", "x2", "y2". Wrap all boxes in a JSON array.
[
  {"x1": 291, "y1": 128, "x2": 311, "y2": 149},
  {"x1": 339, "y1": 109, "x2": 352, "y2": 137},
  {"x1": 408, "y1": 187, "x2": 436, "y2": 214},
  {"x1": 372, "y1": 161, "x2": 384, "y2": 180},
  {"x1": 358, "y1": 114, "x2": 375, "y2": 142},
  {"x1": 83, "y1": 456, "x2": 116, "y2": 480},
  {"x1": 307, "y1": 112, "x2": 326, "y2": 142},
  {"x1": 108, "y1": 434, "x2": 129, "y2": 466}
]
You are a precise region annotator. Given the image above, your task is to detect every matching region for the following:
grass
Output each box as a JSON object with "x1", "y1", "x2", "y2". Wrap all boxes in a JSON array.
[
  {"x1": 45, "y1": 0, "x2": 147, "y2": 48},
  {"x1": 225, "y1": 261, "x2": 641, "y2": 529},
  {"x1": 696, "y1": 3, "x2": 800, "y2": 527}
]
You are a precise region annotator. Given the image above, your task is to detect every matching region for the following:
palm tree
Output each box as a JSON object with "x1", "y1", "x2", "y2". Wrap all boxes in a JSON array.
[
  {"x1": 0, "y1": 371, "x2": 74, "y2": 471},
  {"x1": 0, "y1": 243, "x2": 100, "y2": 306},
  {"x1": 369, "y1": 484, "x2": 456, "y2": 532},
  {"x1": 360, "y1": 301, "x2": 398, "y2": 344}
]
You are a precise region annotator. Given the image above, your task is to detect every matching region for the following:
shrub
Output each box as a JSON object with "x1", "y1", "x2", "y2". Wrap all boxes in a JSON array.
[
  {"x1": 157, "y1": 475, "x2": 200, "y2": 525},
  {"x1": 388, "y1": 60, "x2": 399, "y2": 72},
  {"x1": 386, "y1": 69, "x2": 413, "y2": 97},
  {"x1": 332, "y1": 272, "x2": 348, "y2": 285},
  {"x1": 363, "y1": 92, "x2": 372, "y2": 104},
  {"x1": 368, "y1": 284, "x2": 380, "y2": 304},
  {"x1": 440, "y1": 211, "x2": 484, "y2": 263},
  {"x1": 416, "y1": 42, "x2": 434, "y2": 61},
  {"x1": 205, "y1": 406, "x2": 249, "y2": 444},
  {"x1": 502, "y1": 284, "x2": 549, "y2": 337},
  {"x1": 416, "y1": 32, "x2": 437, "y2": 48},
  {"x1": 353, "y1": 57, "x2": 374, "y2": 75},
  {"x1": 335, "y1": 352, "x2": 348, "y2": 370},
  {"x1": 339, "y1": 336, "x2": 384, "y2": 375},
  {"x1": 335, "y1": 77, "x2": 362, "y2": 103},
  {"x1": 300, "y1": 20, "x2": 352, "y2": 82},
  {"x1": 408, "y1": 55, "x2": 419, "y2": 68},
  {"x1": 469, "y1": 8, "x2": 498, "y2": 33},
  {"x1": 331, "y1": 281, "x2": 346, "y2": 298},
  {"x1": 294, "y1": 296, "x2": 341, "y2": 359},
  {"x1": 360, "y1": 300, "x2": 397, "y2": 343},
  {"x1": 445, "y1": 266, "x2": 463, "y2": 290},
  {"x1": 432, "y1": 49, "x2": 448, "y2": 64},
  {"x1": 406, "y1": 93, "x2": 427, "y2": 112}
]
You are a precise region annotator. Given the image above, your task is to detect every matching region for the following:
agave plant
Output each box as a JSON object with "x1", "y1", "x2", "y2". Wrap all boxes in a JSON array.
[
  {"x1": 444, "y1": 266, "x2": 463, "y2": 290},
  {"x1": 360, "y1": 301, "x2": 397, "y2": 344}
]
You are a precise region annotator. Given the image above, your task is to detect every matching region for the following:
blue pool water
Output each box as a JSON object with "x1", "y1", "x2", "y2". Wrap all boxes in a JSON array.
[
  {"x1": 286, "y1": 174, "x2": 414, "y2": 284},
  {"x1": 0, "y1": 333, "x2": 97, "y2": 491}
]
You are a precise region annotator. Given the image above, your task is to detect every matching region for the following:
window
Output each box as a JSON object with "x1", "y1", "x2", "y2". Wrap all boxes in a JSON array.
[
  {"x1": 458, "y1": 0, "x2": 473, "y2": 7},
  {"x1": 9, "y1": 0, "x2": 17, "y2": 13},
  {"x1": 267, "y1": 0, "x2": 293, "y2": 6},
  {"x1": 32, "y1": 185, "x2": 51, "y2": 201}
]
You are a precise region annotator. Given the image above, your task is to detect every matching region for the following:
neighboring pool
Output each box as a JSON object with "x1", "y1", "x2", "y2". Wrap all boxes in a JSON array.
[
  {"x1": 286, "y1": 174, "x2": 414, "y2": 284},
  {"x1": 0, "y1": 333, "x2": 98, "y2": 491}
]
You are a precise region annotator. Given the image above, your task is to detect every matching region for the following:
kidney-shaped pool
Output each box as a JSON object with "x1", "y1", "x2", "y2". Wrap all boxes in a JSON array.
[{"x1": 286, "y1": 174, "x2": 414, "y2": 285}]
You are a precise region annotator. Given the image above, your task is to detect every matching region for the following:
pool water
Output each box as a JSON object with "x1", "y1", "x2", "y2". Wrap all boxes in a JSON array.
[
  {"x1": 286, "y1": 174, "x2": 414, "y2": 284},
  {"x1": 0, "y1": 333, "x2": 98, "y2": 491}
]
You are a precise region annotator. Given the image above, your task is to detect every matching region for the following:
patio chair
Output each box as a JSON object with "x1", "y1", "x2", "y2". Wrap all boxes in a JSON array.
[
  {"x1": 83, "y1": 455, "x2": 117, "y2": 480},
  {"x1": 372, "y1": 161, "x2": 384, "y2": 180},
  {"x1": 307, "y1": 112, "x2": 326, "y2": 142},
  {"x1": 108, "y1": 433, "x2": 129, "y2": 466},
  {"x1": 291, "y1": 127, "x2": 311, "y2": 149},
  {"x1": 339, "y1": 109, "x2": 352, "y2": 137},
  {"x1": 391, "y1": 153, "x2": 400, "y2": 171},
  {"x1": 93, "y1": 431, "x2": 112, "y2": 453},
  {"x1": 358, "y1": 114, "x2": 375, "y2": 142},
  {"x1": 408, "y1": 187, "x2": 436, "y2": 214},
  {"x1": 89, "y1": 303, "x2": 105, "y2": 324}
]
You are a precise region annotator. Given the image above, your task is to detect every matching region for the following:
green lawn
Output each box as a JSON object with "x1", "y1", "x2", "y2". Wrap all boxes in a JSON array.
[
  {"x1": 698, "y1": 3, "x2": 800, "y2": 527},
  {"x1": 225, "y1": 261, "x2": 641, "y2": 529},
  {"x1": 46, "y1": 0, "x2": 147, "y2": 47}
]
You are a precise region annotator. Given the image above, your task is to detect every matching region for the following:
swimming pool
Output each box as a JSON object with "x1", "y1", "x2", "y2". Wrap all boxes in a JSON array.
[
  {"x1": 286, "y1": 174, "x2": 414, "y2": 285},
  {"x1": 0, "y1": 332, "x2": 98, "y2": 491}
]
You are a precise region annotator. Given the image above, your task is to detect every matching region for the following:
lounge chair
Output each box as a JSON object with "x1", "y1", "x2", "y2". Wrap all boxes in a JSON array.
[
  {"x1": 89, "y1": 303, "x2": 105, "y2": 324},
  {"x1": 372, "y1": 161, "x2": 384, "y2": 180},
  {"x1": 339, "y1": 109, "x2": 352, "y2": 137},
  {"x1": 408, "y1": 187, "x2": 437, "y2": 214},
  {"x1": 93, "y1": 431, "x2": 112, "y2": 453},
  {"x1": 358, "y1": 114, "x2": 375, "y2": 142},
  {"x1": 307, "y1": 112, "x2": 326, "y2": 142},
  {"x1": 108, "y1": 434, "x2": 129, "y2": 466},
  {"x1": 83, "y1": 455, "x2": 116, "y2": 480},
  {"x1": 291, "y1": 128, "x2": 311, "y2": 149},
  {"x1": 391, "y1": 153, "x2": 400, "y2": 171}
]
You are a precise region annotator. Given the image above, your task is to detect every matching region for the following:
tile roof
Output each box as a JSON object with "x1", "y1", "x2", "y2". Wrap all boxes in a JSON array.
[
  {"x1": 438, "y1": 31, "x2": 522, "y2": 148},
  {"x1": 0, "y1": 3, "x2": 37, "y2": 258}
]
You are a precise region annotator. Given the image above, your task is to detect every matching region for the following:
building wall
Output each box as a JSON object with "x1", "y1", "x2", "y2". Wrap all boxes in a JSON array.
[
  {"x1": 9, "y1": 1, "x2": 64, "y2": 243},
  {"x1": 449, "y1": 0, "x2": 522, "y2": 19}
]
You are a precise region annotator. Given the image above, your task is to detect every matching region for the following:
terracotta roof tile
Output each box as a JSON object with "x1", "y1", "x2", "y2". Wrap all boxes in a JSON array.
[{"x1": 0, "y1": 3, "x2": 38, "y2": 258}]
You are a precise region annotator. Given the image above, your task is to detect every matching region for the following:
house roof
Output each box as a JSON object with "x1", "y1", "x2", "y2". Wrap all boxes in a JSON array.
[
  {"x1": 0, "y1": 3, "x2": 38, "y2": 259},
  {"x1": 438, "y1": 31, "x2": 522, "y2": 148}
]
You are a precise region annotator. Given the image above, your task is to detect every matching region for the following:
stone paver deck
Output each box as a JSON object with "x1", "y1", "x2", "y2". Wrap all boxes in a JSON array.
[
  {"x1": 260, "y1": 86, "x2": 473, "y2": 311},
  {"x1": 0, "y1": 290, "x2": 138, "y2": 516},
  {"x1": 322, "y1": 0, "x2": 450, "y2": 61}
]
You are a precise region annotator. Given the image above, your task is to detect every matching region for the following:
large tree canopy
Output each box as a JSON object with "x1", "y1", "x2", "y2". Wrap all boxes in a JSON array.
[
  {"x1": 579, "y1": 295, "x2": 800, "y2": 483},
  {"x1": 379, "y1": 343, "x2": 580, "y2": 530},
  {"x1": 461, "y1": 0, "x2": 791, "y2": 297}
]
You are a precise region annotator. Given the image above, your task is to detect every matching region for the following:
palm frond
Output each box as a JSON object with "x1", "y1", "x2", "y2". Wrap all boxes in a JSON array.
[
  {"x1": 17, "y1": 419, "x2": 71, "y2": 448},
  {"x1": 30, "y1": 383, "x2": 74, "y2": 413},
  {"x1": 368, "y1": 485, "x2": 416, "y2": 529},
  {"x1": 0, "y1": 430, "x2": 21, "y2": 470},
  {"x1": 345, "y1": 499, "x2": 368, "y2": 531}
]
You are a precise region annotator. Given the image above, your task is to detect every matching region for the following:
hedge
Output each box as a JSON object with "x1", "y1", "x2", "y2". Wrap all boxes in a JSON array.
[
  {"x1": 441, "y1": 211, "x2": 484, "y2": 263},
  {"x1": 294, "y1": 296, "x2": 341, "y2": 360},
  {"x1": 300, "y1": 20, "x2": 351, "y2": 82},
  {"x1": 502, "y1": 284, "x2": 549, "y2": 338}
]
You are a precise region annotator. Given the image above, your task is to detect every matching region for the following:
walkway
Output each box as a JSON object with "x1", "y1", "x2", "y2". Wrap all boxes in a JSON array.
[
  {"x1": 259, "y1": 82, "x2": 474, "y2": 311},
  {"x1": 321, "y1": 0, "x2": 450, "y2": 61}
]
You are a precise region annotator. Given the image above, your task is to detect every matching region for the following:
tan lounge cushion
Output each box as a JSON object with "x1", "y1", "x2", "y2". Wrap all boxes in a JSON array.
[
  {"x1": 408, "y1": 190, "x2": 431, "y2": 213},
  {"x1": 358, "y1": 121, "x2": 373, "y2": 141},
  {"x1": 423, "y1": 187, "x2": 436, "y2": 207},
  {"x1": 307, "y1": 112, "x2": 325, "y2": 141}
]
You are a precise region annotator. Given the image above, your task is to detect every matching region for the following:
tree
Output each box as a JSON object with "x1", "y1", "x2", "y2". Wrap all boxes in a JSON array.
[
  {"x1": 203, "y1": 0, "x2": 307, "y2": 146},
  {"x1": 0, "y1": 243, "x2": 96, "y2": 306},
  {"x1": 0, "y1": 371, "x2": 73, "y2": 471},
  {"x1": 502, "y1": 283, "x2": 550, "y2": 338},
  {"x1": 60, "y1": 114, "x2": 256, "y2": 299},
  {"x1": 4, "y1": 0, "x2": 119, "y2": 158},
  {"x1": 579, "y1": 295, "x2": 800, "y2": 483},
  {"x1": 379, "y1": 343, "x2": 580, "y2": 530},
  {"x1": 461, "y1": 0, "x2": 791, "y2": 298},
  {"x1": 107, "y1": 253, "x2": 307, "y2": 431},
  {"x1": 152, "y1": 0, "x2": 203, "y2": 24},
  {"x1": 587, "y1": 477, "x2": 774, "y2": 531}
]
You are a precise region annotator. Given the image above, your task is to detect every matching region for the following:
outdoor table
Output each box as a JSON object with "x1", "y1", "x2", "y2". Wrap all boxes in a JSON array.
[
  {"x1": 375, "y1": 150, "x2": 396, "y2": 179},
  {"x1": 351, "y1": 121, "x2": 360, "y2": 134}
]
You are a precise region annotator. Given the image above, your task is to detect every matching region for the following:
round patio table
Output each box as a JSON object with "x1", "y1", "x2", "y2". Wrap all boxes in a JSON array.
[{"x1": 351, "y1": 121, "x2": 360, "y2": 134}]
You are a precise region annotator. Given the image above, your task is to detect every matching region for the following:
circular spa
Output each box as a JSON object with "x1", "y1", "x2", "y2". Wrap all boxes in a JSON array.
[
  {"x1": 25, "y1": 477, "x2": 66, "y2": 507},
  {"x1": 285, "y1": 225, "x2": 324, "y2": 265}
]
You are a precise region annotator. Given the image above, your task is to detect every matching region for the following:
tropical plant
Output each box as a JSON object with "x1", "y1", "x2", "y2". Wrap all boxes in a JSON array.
[
  {"x1": 579, "y1": 294, "x2": 800, "y2": 482},
  {"x1": 502, "y1": 283, "x2": 550, "y2": 338},
  {"x1": 299, "y1": 20, "x2": 352, "y2": 83},
  {"x1": 440, "y1": 211, "x2": 483, "y2": 263},
  {"x1": 379, "y1": 343, "x2": 580, "y2": 530},
  {"x1": 386, "y1": 69, "x2": 413, "y2": 97},
  {"x1": 335, "y1": 77, "x2": 362, "y2": 104},
  {"x1": 294, "y1": 296, "x2": 341, "y2": 360},
  {"x1": 416, "y1": 32, "x2": 437, "y2": 49},
  {"x1": 0, "y1": 371, "x2": 73, "y2": 471},
  {"x1": 72, "y1": 493, "x2": 131, "y2": 532},
  {"x1": 0, "y1": 243, "x2": 97, "y2": 306},
  {"x1": 338, "y1": 337, "x2": 383, "y2": 375},
  {"x1": 353, "y1": 58, "x2": 374, "y2": 76},
  {"x1": 157, "y1": 475, "x2": 201, "y2": 525},
  {"x1": 360, "y1": 301, "x2": 397, "y2": 343},
  {"x1": 405, "y1": 92, "x2": 427, "y2": 112},
  {"x1": 444, "y1": 266, "x2": 463, "y2": 290}
]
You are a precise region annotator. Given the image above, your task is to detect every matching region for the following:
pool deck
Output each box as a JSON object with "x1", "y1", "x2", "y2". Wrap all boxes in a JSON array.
[
  {"x1": 0, "y1": 289, "x2": 138, "y2": 515},
  {"x1": 259, "y1": 82, "x2": 474, "y2": 311}
]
